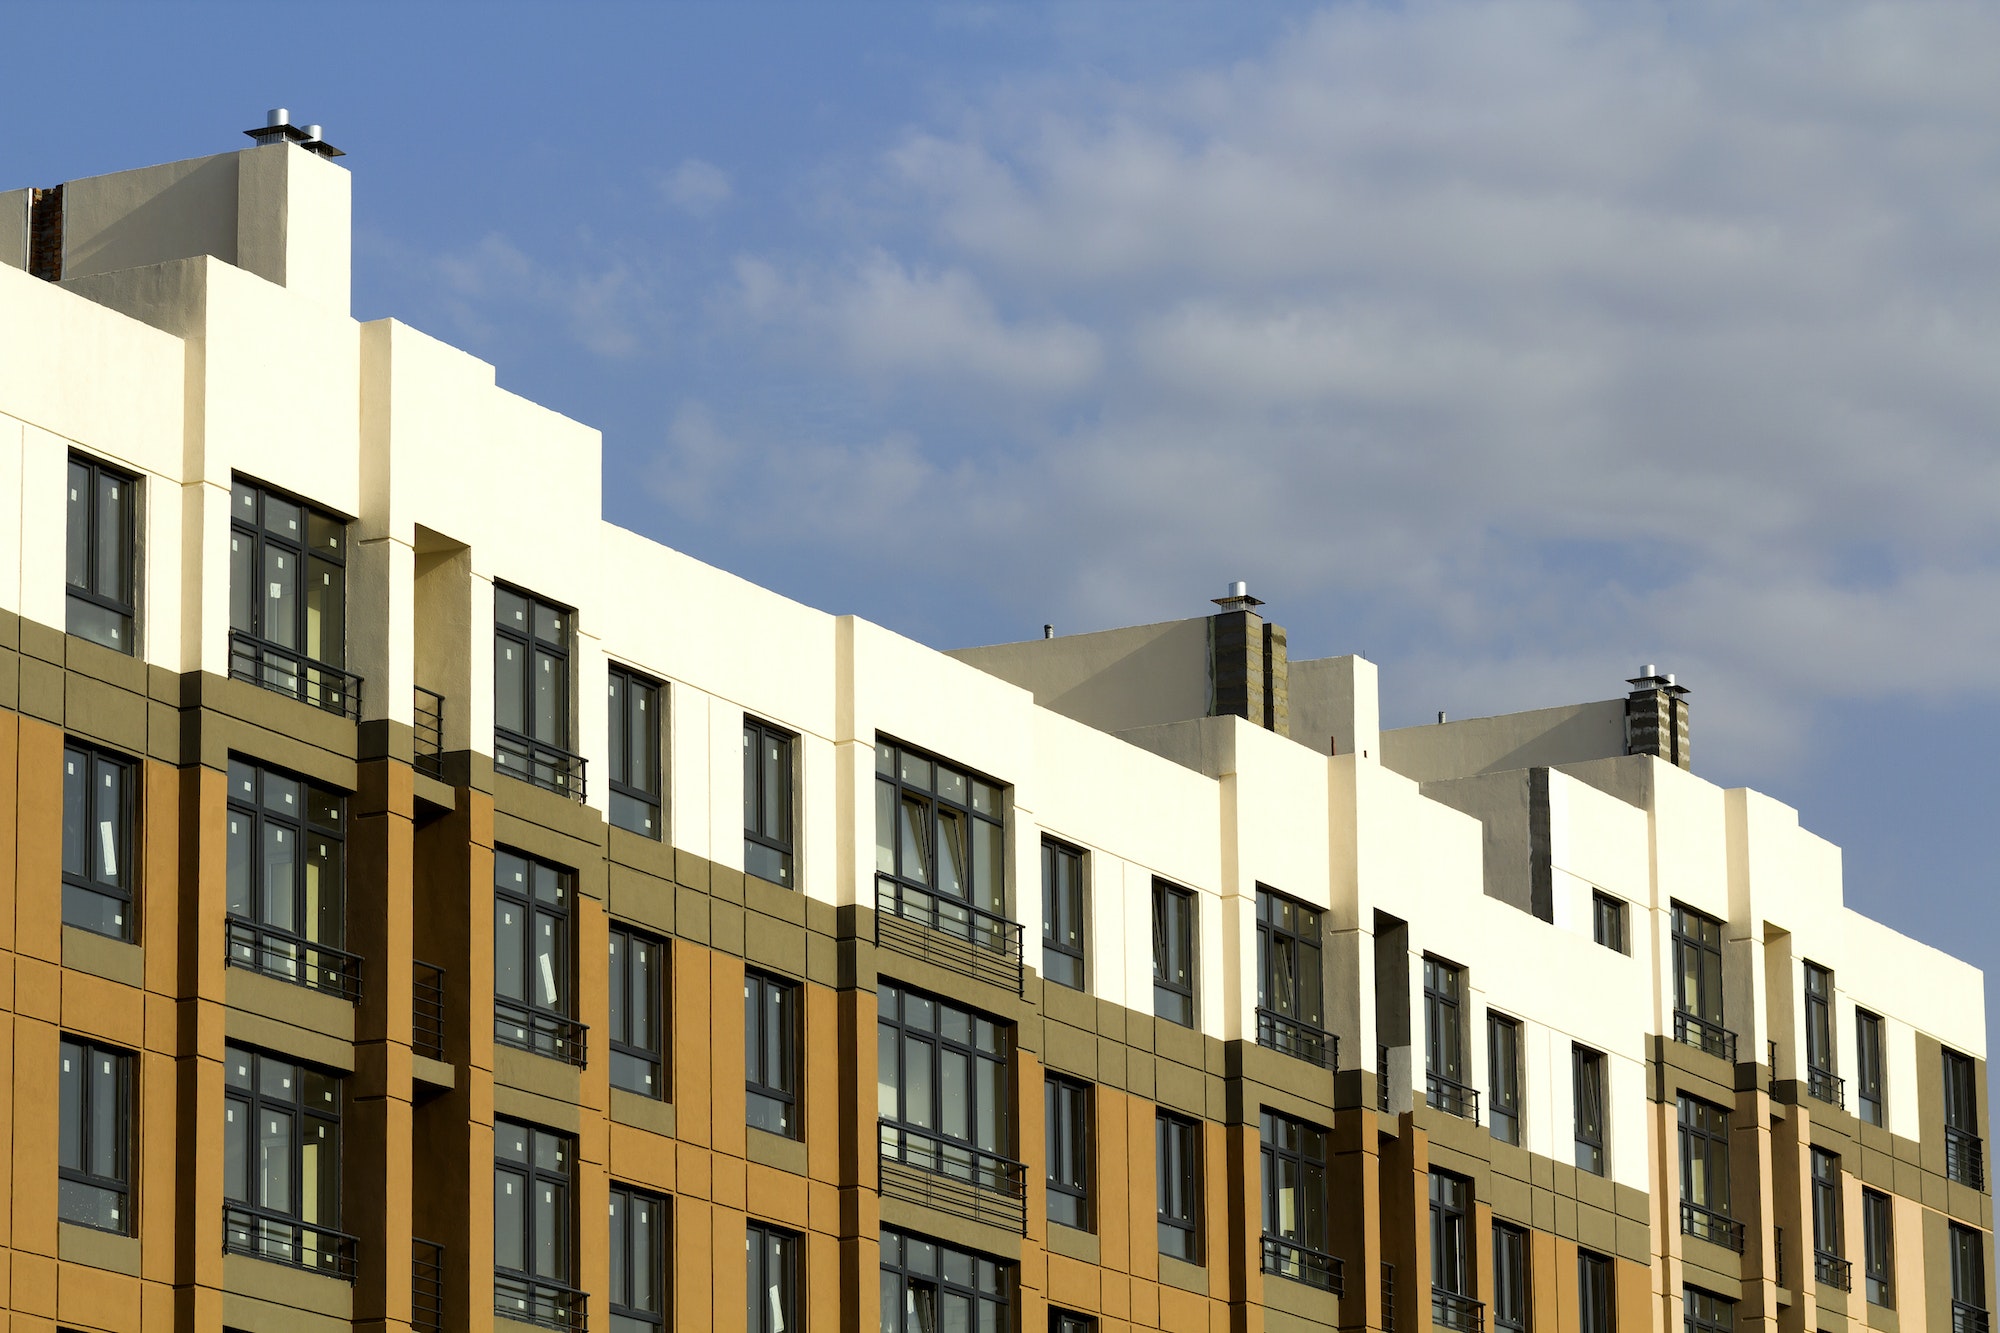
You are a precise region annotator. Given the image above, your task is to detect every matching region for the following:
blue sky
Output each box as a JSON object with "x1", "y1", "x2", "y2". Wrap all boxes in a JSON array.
[{"x1": 5, "y1": 3, "x2": 1995, "y2": 1052}]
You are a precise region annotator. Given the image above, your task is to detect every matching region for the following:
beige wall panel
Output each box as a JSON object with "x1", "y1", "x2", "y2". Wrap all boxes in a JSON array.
[
  {"x1": 16, "y1": 717, "x2": 63, "y2": 962},
  {"x1": 675, "y1": 939, "x2": 714, "y2": 1147},
  {"x1": 0, "y1": 186, "x2": 26, "y2": 269},
  {"x1": 60, "y1": 152, "x2": 239, "y2": 281}
]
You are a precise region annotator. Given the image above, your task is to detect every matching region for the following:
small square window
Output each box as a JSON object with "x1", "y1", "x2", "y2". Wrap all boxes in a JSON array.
[{"x1": 1591, "y1": 892, "x2": 1625, "y2": 954}]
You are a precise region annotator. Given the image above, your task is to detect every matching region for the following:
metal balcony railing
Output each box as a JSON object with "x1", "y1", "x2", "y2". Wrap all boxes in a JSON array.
[
  {"x1": 1768, "y1": 1040, "x2": 1780, "y2": 1094},
  {"x1": 1815, "y1": 1250, "x2": 1852, "y2": 1291},
  {"x1": 1257, "y1": 1008, "x2": 1338, "y2": 1071},
  {"x1": 223, "y1": 1202, "x2": 357, "y2": 1280},
  {"x1": 1680, "y1": 1200, "x2": 1746, "y2": 1253},
  {"x1": 413, "y1": 686, "x2": 445, "y2": 779},
  {"x1": 1432, "y1": 1289, "x2": 1485, "y2": 1332},
  {"x1": 1382, "y1": 1263, "x2": 1395, "y2": 1332},
  {"x1": 1955, "y1": 1302, "x2": 1992, "y2": 1333},
  {"x1": 1673, "y1": 1010, "x2": 1738, "y2": 1063},
  {"x1": 1947, "y1": 1127, "x2": 1987, "y2": 1191},
  {"x1": 878, "y1": 1120, "x2": 1028, "y2": 1234},
  {"x1": 412, "y1": 1238, "x2": 444, "y2": 1333},
  {"x1": 226, "y1": 917, "x2": 362, "y2": 1001},
  {"x1": 495, "y1": 728, "x2": 587, "y2": 802},
  {"x1": 1427, "y1": 1071, "x2": 1481, "y2": 1124},
  {"x1": 413, "y1": 961, "x2": 447, "y2": 1061},
  {"x1": 1808, "y1": 1066, "x2": 1846, "y2": 1109},
  {"x1": 874, "y1": 876, "x2": 1024, "y2": 994},
  {"x1": 1377, "y1": 1046, "x2": 1391, "y2": 1112},
  {"x1": 229, "y1": 629, "x2": 361, "y2": 719},
  {"x1": 495, "y1": 1272, "x2": 587, "y2": 1331},
  {"x1": 495, "y1": 997, "x2": 587, "y2": 1067},
  {"x1": 1774, "y1": 1226, "x2": 1785, "y2": 1287},
  {"x1": 1261, "y1": 1235, "x2": 1344, "y2": 1294}
]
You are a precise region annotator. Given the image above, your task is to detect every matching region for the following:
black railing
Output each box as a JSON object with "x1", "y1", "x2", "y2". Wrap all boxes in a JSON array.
[
  {"x1": 495, "y1": 1272, "x2": 588, "y2": 1331},
  {"x1": 495, "y1": 728, "x2": 587, "y2": 802},
  {"x1": 1427, "y1": 1072, "x2": 1481, "y2": 1124},
  {"x1": 1947, "y1": 1127, "x2": 1987, "y2": 1190},
  {"x1": 1955, "y1": 1302, "x2": 1992, "y2": 1333},
  {"x1": 1815, "y1": 1250, "x2": 1852, "y2": 1291},
  {"x1": 413, "y1": 686, "x2": 445, "y2": 779},
  {"x1": 229, "y1": 629, "x2": 361, "y2": 720},
  {"x1": 874, "y1": 876, "x2": 1024, "y2": 994},
  {"x1": 1257, "y1": 1008, "x2": 1338, "y2": 1071},
  {"x1": 1808, "y1": 1066, "x2": 1845, "y2": 1109},
  {"x1": 1673, "y1": 1010, "x2": 1738, "y2": 1064},
  {"x1": 495, "y1": 997, "x2": 587, "y2": 1067},
  {"x1": 226, "y1": 917, "x2": 362, "y2": 1001},
  {"x1": 878, "y1": 1120, "x2": 1028, "y2": 1233},
  {"x1": 1773, "y1": 1225, "x2": 1785, "y2": 1286},
  {"x1": 1680, "y1": 1200, "x2": 1745, "y2": 1253},
  {"x1": 413, "y1": 961, "x2": 446, "y2": 1061},
  {"x1": 412, "y1": 1238, "x2": 444, "y2": 1333},
  {"x1": 1768, "y1": 1039, "x2": 1779, "y2": 1094},
  {"x1": 1261, "y1": 1236, "x2": 1343, "y2": 1294},
  {"x1": 223, "y1": 1203, "x2": 357, "y2": 1280},
  {"x1": 1378, "y1": 1046, "x2": 1392, "y2": 1112},
  {"x1": 1382, "y1": 1263, "x2": 1395, "y2": 1332},
  {"x1": 1433, "y1": 1289, "x2": 1485, "y2": 1332}
]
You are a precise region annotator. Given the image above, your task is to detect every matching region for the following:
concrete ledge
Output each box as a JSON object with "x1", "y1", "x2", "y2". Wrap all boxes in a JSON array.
[
  {"x1": 746, "y1": 1125, "x2": 806, "y2": 1175},
  {"x1": 412, "y1": 1054, "x2": 456, "y2": 1090},
  {"x1": 612, "y1": 1087, "x2": 676, "y2": 1139},
  {"x1": 62, "y1": 925, "x2": 143, "y2": 988},
  {"x1": 58, "y1": 1220, "x2": 139, "y2": 1275},
  {"x1": 496, "y1": 1082, "x2": 582, "y2": 1134},
  {"x1": 1159, "y1": 1252, "x2": 1210, "y2": 1295},
  {"x1": 1046, "y1": 1222, "x2": 1099, "y2": 1265},
  {"x1": 224, "y1": 966, "x2": 356, "y2": 1069},
  {"x1": 222, "y1": 1253, "x2": 354, "y2": 1330}
]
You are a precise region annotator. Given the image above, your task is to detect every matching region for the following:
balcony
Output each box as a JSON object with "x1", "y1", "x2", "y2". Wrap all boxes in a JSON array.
[
  {"x1": 878, "y1": 1119, "x2": 1027, "y2": 1233},
  {"x1": 495, "y1": 728, "x2": 587, "y2": 802},
  {"x1": 1955, "y1": 1302, "x2": 1992, "y2": 1333},
  {"x1": 1426, "y1": 1071, "x2": 1481, "y2": 1124},
  {"x1": 495, "y1": 997, "x2": 587, "y2": 1068},
  {"x1": 1257, "y1": 1008, "x2": 1338, "y2": 1072},
  {"x1": 1947, "y1": 1127, "x2": 1986, "y2": 1191},
  {"x1": 413, "y1": 686, "x2": 446, "y2": 780},
  {"x1": 1382, "y1": 1263, "x2": 1396, "y2": 1332},
  {"x1": 1680, "y1": 1200, "x2": 1745, "y2": 1253},
  {"x1": 413, "y1": 961, "x2": 447, "y2": 1061},
  {"x1": 1815, "y1": 1250, "x2": 1852, "y2": 1292},
  {"x1": 229, "y1": 630, "x2": 361, "y2": 720},
  {"x1": 495, "y1": 1272, "x2": 587, "y2": 1331},
  {"x1": 1673, "y1": 1010, "x2": 1738, "y2": 1064},
  {"x1": 1807, "y1": 1066, "x2": 1846, "y2": 1109},
  {"x1": 1773, "y1": 1225, "x2": 1786, "y2": 1287},
  {"x1": 874, "y1": 875, "x2": 1024, "y2": 995},
  {"x1": 412, "y1": 1238, "x2": 444, "y2": 1333},
  {"x1": 1261, "y1": 1235, "x2": 1344, "y2": 1294},
  {"x1": 223, "y1": 1203, "x2": 357, "y2": 1280},
  {"x1": 226, "y1": 917, "x2": 362, "y2": 1002},
  {"x1": 1432, "y1": 1289, "x2": 1485, "y2": 1332}
]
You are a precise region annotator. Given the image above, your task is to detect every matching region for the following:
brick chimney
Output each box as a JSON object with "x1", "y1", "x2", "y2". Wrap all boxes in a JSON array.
[
  {"x1": 1209, "y1": 583, "x2": 1289, "y2": 736},
  {"x1": 1625, "y1": 665, "x2": 1690, "y2": 769}
]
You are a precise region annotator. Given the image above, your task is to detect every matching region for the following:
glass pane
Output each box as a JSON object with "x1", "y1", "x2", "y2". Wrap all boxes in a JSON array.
[
  {"x1": 305, "y1": 556, "x2": 344, "y2": 667},
  {"x1": 609, "y1": 675, "x2": 628, "y2": 782},
  {"x1": 306, "y1": 836, "x2": 341, "y2": 947},
  {"x1": 534, "y1": 1179, "x2": 562, "y2": 1277},
  {"x1": 899, "y1": 797, "x2": 930, "y2": 885},
  {"x1": 905, "y1": 1039, "x2": 933, "y2": 1128},
  {"x1": 900, "y1": 752, "x2": 932, "y2": 791},
  {"x1": 535, "y1": 913, "x2": 561, "y2": 1008},
  {"x1": 495, "y1": 1167, "x2": 526, "y2": 1271},
  {"x1": 496, "y1": 587, "x2": 528, "y2": 631},
  {"x1": 262, "y1": 546, "x2": 297, "y2": 649},
  {"x1": 533, "y1": 650, "x2": 562, "y2": 743},
  {"x1": 936, "y1": 767, "x2": 966, "y2": 805},
  {"x1": 878, "y1": 1023, "x2": 899, "y2": 1119},
  {"x1": 936, "y1": 810, "x2": 966, "y2": 899},
  {"x1": 96, "y1": 474, "x2": 128, "y2": 601},
  {"x1": 67, "y1": 461, "x2": 90, "y2": 588},
  {"x1": 761, "y1": 736, "x2": 787, "y2": 841},
  {"x1": 59, "y1": 1042, "x2": 83, "y2": 1171},
  {"x1": 609, "y1": 934, "x2": 627, "y2": 1042},
  {"x1": 534, "y1": 602, "x2": 565, "y2": 644},
  {"x1": 941, "y1": 1050, "x2": 969, "y2": 1141},
  {"x1": 259, "y1": 1109, "x2": 293, "y2": 1212},
  {"x1": 63, "y1": 749, "x2": 88, "y2": 879},
  {"x1": 495, "y1": 640, "x2": 525, "y2": 733},
  {"x1": 224, "y1": 1098, "x2": 247, "y2": 1201},
  {"x1": 261, "y1": 825, "x2": 296, "y2": 932},
  {"x1": 495, "y1": 902, "x2": 524, "y2": 1001},
  {"x1": 230, "y1": 531, "x2": 254, "y2": 633},
  {"x1": 972, "y1": 819, "x2": 1003, "y2": 916},
  {"x1": 876, "y1": 781, "x2": 896, "y2": 874},
  {"x1": 227, "y1": 812, "x2": 251, "y2": 917},
  {"x1": 263, "y1": 494, "x2": 300, "y2": 540},
  {"x1": 89, "y1": 1051, "x2": 121, "y2": 1178}
]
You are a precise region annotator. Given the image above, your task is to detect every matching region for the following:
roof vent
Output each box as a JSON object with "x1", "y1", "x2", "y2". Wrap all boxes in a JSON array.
[
  {"x1": 1212, "y1": 580, "x2": 1265, "y2": 613},
  {"x1": 244, "y1": 108, "x2": 345, "y2": 159}
]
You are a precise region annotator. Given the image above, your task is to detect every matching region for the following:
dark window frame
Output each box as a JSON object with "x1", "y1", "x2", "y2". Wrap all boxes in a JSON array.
[
  {"x1": 1424, "y1": 955, "x2": 1475, "y2": 1119},
  {"x1": 747, "y1": 1220, "x2": 800, "y2": 1333},
  {"x1": 1578, "y1": 1249, "x2": 1615, "y2": 1333},
  {"x1": 494, "y1": 1119, "x2": 580, "y2": 1323},
  {"x1": 1678, "y1": 1094, "x2": 1735, "y2": 1245},
  {"x1": 1683, "y1": 1285, "x2": 1734, "y2": 1333},
  {"x1": 1573, "y1": 1045, "x2": 1607, "y2": 1176},
  {"x1": 1156, "y1": 1110, "x2": 1202, "y2": 1263},
  {"x1": 1950, "y1": 1220, "x2": 1987, "y2": 1318},
  {"x1": 1429, "y1": 1168, "x2": 1472, "y2": 1298},
  {"x1": 225, "y1": 756, "x2": 352, "y2": 997},
  {"x1": 63, "y1": 740, "x2": 135, "y2": 941},
  {"x1": 1803, "y1": 962, "x2": 1836, "y2": 1081},
  {"x1": 493, "y1": 847, "x2": 581, "y2": 1065},
  {"x1": 1041, "y1": 837, "x2": 1086, "y2": 990},
  {"x1": 1862, "y1": 1187, "x2": 1893, "y2": 1308},
  {"x1": 223, "y1": 1044, "x2": 346, "y2": 1274},
  {"x1": 874, "y1": 737, "x2": 1005, "y2": 914},
  {"x1": 607, "y1": 666, "x2": 663, "y2": 840},
  {"x1": 609, "y1": 1181, "x2": 667, "y2": 1329},
  {"x1": 229, "y1": 476, "x2": 350, "y2": 713},
  {"x1": 494, "y1": 583, "x2": 579, "y2": 794},
  {"x1": 59, "y1": 1036, "x2": 132, "y2": 1234},
  {"x1": 876, "y1": 981, "x2": 1013, "y2": 1183},
  {"x1": 1670, "y1": 903, "x2": 1728, "y2": 1049},
  {"x1": 1051, "y1": 1310, "x2": 1098, "y2": 1333},
  {"x1": 1261, "y1": 1109, "x2": 1337, "y2": 1291},
  {"x1": 1811, "y1": 1148, "x2": 1844, "y2": 1262},
  {"x1": 1045, "y1": 1074, "x2": 1091, "y2": 1231},
  {"x1": 1256, "y1": 886, "x2": 1327, "y2": 1049},
  {"x1": 879, "y1": 1226, "x2": 1011, "y2": 1333},
  {"x1": 1152, "y1": 879, "x2": 1197, "y2": 1028},
  {"x1": 745, "y1": 718, "x2": 796, "y2": 888},
  {"x1": 67, "y1": 452, "x2": 137, "y2": 654},
  {"x1": 607, "y1": 924, "x2": 665, "y2": 1099},
  {"x1": 1855, "y1": 1010, "x2": 1884, "y2": 1127},
  {"x1": 1489, "y1": 1012, "x2": 1522, "y2": 1146},
  {"x1": 1493, "y1": 1221, "x2": 1529, "y2": 1333},
  {"x1": 746, "y1": 969, "x2": 800, "y2": 1138},
  {"x1": 1592, "y1": 892, "x2": 1626, "y2": 954}
]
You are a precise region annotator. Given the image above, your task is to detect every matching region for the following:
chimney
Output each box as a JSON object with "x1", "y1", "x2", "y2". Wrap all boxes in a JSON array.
[
  {"x1": 244, "y1": 108, "x2": 345, "y2": 159},
  {"x1": 1624, "y1": 664, "x2": 1690, "y2": 769},
  {"x1": 1208, "y1": 582, "x2": 1289, "y2": 736}
]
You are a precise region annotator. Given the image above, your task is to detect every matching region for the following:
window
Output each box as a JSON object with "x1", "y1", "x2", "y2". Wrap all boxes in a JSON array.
[
  {"x1": 1811, "y1": 1149, "x2": 1847, "y2": 1289},
  {"x1": 1678, "y1": 1095, "x2": 1737, "y2": 1250},
  {"x1": 877, "y1": 982, "x2": 1011, "y2": 1188},
  {"x1": 874, "y1": 738, "x2": 1004, "y2": 916},
  {"x1": 1430, "y1": 1170, "x2": 1475, "y2": 1327},
  {"x1": 1951, "y1": 1221, "x2": 1987, "y2": 1324},
  {"x1": 63, "y1": 741, "x2": 133, "y2": 940},
  {"x1": 1257, "y1": 887, "x2": 1331, "y2": 1066},
  {"x1": 1152, "y1": 880, "x2": 1197, "y2": 1027},
  {"x1": 1425, "y1": 957, "x2": 1474, "y2": 1119},
  {"x1": 1489, "y1": 1014, "x2": 1522, "y2": 1146},
  {"x1": 609, "y1": 1184, "x2": 666, "y2": 1332},
  {"x1": 226, "y1": 758, "x2": 353, "y2": 997},
  {"x1": 880, "y1": 1227, "x2": 1010, "y2": 1333},
  {"x1": 1803, "y1": 962, "x2": 1839, "y2": 1105},
  {"x1": 1051, "y1": 1312, "x2": 1097, "y2": 1333},
  {"x1": 607, "y1": 667, "x2": 662, "y2": 839},
  {"x1": 1578, "y1": 1250, "x2": 1615, "y2": 1333},
  {"x1": 229, "y1": 478, "x2": 349, "y2": 713},
  {"x1": 1156, "y1": 1110, "x2": 1201, "y2": 1262},
  {"x1": 67, "y1": 454, "x2": 136, "y2": 653},
  {"x1": 1573, "y1": 1045, "x2": 1606, "y2": 1175},
  {"x1": 494, "y1": 585, "x2": 578, "y2": 795},
  {"x1": 1855, "y1": 1010, "x2": 1884, "y2": 1127},
  {"x1": 1045, "y1": 1075, "x2": 1091, "y2": 1230},
  {"x1": 745, "y1": 971, "x2": 799, "y2": 1138},
  {"x1": 1671, "y1": 904, "x2": 1730, "y2": 1059},
  {"x1": 744, "y1": 719, "x2": 795, "y2": 887},
  {"x1": 1493, "y1": 1222, "x2": 1529, "y2": 1333},
  {"x1": 746, "y1": 1221, "x2": 799, "y2": 1333},
  {"x1": 1683, "y1": 1286, "x2": 1733, "y2": 1333},
  {"x1": 1944, "y1": 1047, "x2": 1983, "y2": 1190},
  {"x1": 1591, "y1": 892, "x2": 1625, "y2": 953},
  {"x1": 1862, "y1": 1188, "x2": 1893, "y2": 1307},
  {"x1": 608, "y1": 926, "x2": 664, "y2": 1099},
  {"x1": 495, "y1": 1120, "x2": 579, "y2": 1324},
  {"x1": 59, "y1": 1038, "x2": 130, "y2": 1233},
  {"x1": 1261, "y1": 1110, "x2": 1336, "y2": 1291},
  {"x1": 223, "y1": 1045, "x2": 346, "y2": 1274},
  {"x1": 1041, "y1": 838, "x2": 1085, "y2": 990},
  {"x1": 494, "y1": 849, "x2": 581, "y2": 1064}
]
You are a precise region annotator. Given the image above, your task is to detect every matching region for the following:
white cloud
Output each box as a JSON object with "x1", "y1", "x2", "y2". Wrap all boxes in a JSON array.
[
  {"x1": 659, "y1": 158, "x2": 733, "y2": 217},
  {"x1": 433, "y1": 232, "x2": 654, "y2": 360}
]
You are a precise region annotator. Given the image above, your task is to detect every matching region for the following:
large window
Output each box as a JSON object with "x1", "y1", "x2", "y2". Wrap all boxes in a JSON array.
[
  {"x1": 1051, "y1": 1311, "x2": 1097, "y2": 1333},
  {"x1": 494, "y1": 849, "x2": 581, "y2": 1064},
  {"x1": 1591, "y1": 892, "x2": 1625, "y2": 954},
  {"x1": 494, "y1": 585, "x2": 578, "y2": 796},
  {"x1": 223, "y1": 1045, "x2": 347, "y2": 1275},
  {"x1": 1573, "y1": 1045, "x2": 1606, "y2": 1176},
  {"x1": 1492, "y1": 1222, "x2": 1529, "y2": 1333},
  {"x1": 881, "y1": 1227, "x2": 1010, "y2": 1333},
  {"x1": 67, "y1": 453, "x2": 136, "y2": 653},
  {"x1": 1944, "y1": 1047, "x2": 1983, "y2": 1189},
  {"x1": 1152, "y1": 880, "x2": 1197, "y2": 1027},
  {"x1": 1156, "y1": 1110, "x2": 1201, "y2": 1262},
  {"x1": 608, "y1": 926, "x2": 664, "y2": 1099},
  {"x1": 1257, "y1": 887, "x2": 1330, "y2": 1067},
  {"x1": 1951, "y1": 1221, "x2": 1987, "y2": 1327},
  {"x1": 63, "y1": 741, "x2": 133, "y2": 940},
  {"x1": 609, "y1": 1183, "x2": 666, "y2": 1333},
  {"x1": 1488, "y1": 1014, "x2": 1522, "y2": 1146},
  {"x1": 1041, "y1": 838, "x2": 1085, "y2": 990},
  {"x1": 495, "y1": 1120, "x2": 579, "y2": 1325},
  {"x1": 1803, "y1": 962, "x2": 1840, "y2": 1106},
  {"x1": 747, "y1": 1221, "x2": 799, "y2": 1333},
  {"x1": 745, "y1": 970, "x2": 799, "y2": 1138},
  {"x1": 1425, "y1": 956, "x2": 1474, "y2": 1120},
  {"x1": 1855, "y1": 1010, "x2": 1884, "y2": 1127},
  {"x1": 607, "y1": 667, "x2": 662, "y2": 839},
  {"x1": 1578, "y1": 1250, "x2": 1614, "y2": 1333},
  {"x1": 744, "y1": 719, "x2": 795, "y2": 888},
  {"x1": 1045, "y1": 1075, "x2": 1091, "y2": 1231},
  {"x1": 1811, "y1": 1149, "x2": 1848, "y2": 1290},
  {"x1": 875, "y1": 738, "x2": 1004, "y2": 917},
  {"x1": 1430, "y1": 1170, "x2": 1476, "y2": 1328},
  {"x1": 1678, "y1": 1095, "x2": 1737, "y2": 1250},
  {"x1": 877, "y1": 982, "x2": 1012, "y2": 1189},
  {"x1": 1862, "y1": 1187, "x2": 1893, "y2": 1307},
  {"x1": 226, "y1": 758, "x2": 353, "y2": 997},
  {"x1": 1683, "y1": 1286, "x2": 1733, "y2": 1333},
  {"x1": 1261, "y1": 1110, "x2": 1337, "y2": 1291},
  {"x1": 229, "y1": 478, "x2": 349, "y2": 714},
  {"x1": 59, "y1": 1037, "x2": 130, "y2": 1233},
  {"x1": 1671, "y1": 904, "x2": 1730, "y2": 1059}
]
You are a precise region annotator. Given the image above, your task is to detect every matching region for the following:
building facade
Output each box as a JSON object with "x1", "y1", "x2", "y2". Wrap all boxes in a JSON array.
[{"x1": 0, "y1": 128, "x2": 1990, "y2": 1333}]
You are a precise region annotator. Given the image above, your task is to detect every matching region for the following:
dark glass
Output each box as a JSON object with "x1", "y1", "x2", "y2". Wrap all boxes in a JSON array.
[
  {"x1": 746, "y1": 971, "x2": 800, "y2": 1137},
  {"x1": 1156, "y1": 1112, "x2": 1201, "y2": 1261},
  {"x1": 744, "y1": 720, "x2": 795, "y2": 887},
  {"x1": 609, "y1": 928, "x2": 664, "y2": 1098},
  {"x1": 1574, "y1": 1046, "x2": 1606, "y2": 1176},
  {"x1": 746, "y1": 1222, "x2": 799, "y2": 1333},
  {"x1": 610, "y1": 1184, "x2": 666, "y2": 1329},
  {"x1": 59, "y1": 1038, "x2": 130, "y2": 1233},
  {"x1": 1578, "y1": 1251, "x2": 1613, "y2": 1333},
  {"x1": 1257, "y1": 887, "x2": 1323, "y2": 1026},
  {"x1": 1592, "y1": 893, "x2": 1625, "y2": 953},
  {"x1": 1045, "y1": 1076, "x2": 1091, "y2": 1230},
  {"x1": 1678, "y1": 1095, "x2": 1731, "y2": 1224},
  {"x1": 1152, "y1": 881, "x2": 1196, "y2": 1027},
  {"x1": 608, "y1": 668, "x2": 663, "y2": 839},
  {"x1": 66, "y1": 455, "x2": 137, "y2": 653},
  {"x1": 1804, "y1": 963, "x2": 1835, "y2": 1077},
  {"x1": 62, "y1": 743, "x2": 133, "y2": 939},
  {"x1": 875, "y1": 738, "x2": 1005, "y2": 915},
  {"x1": 1811, "y1": 1149, "x2": 1843, "y2": 1259},
  {"x1": 1430, "y1": 1170, "x2": 1470, "y2": 1297},
  {"x1": 1671, "y1": 904, "x2": 1726, "y2": 1029},
  {"x1": 1042, "y1": 839, "x2": 1085, "y2": 990},
  {"x1": 879, "y1": 1226, "x2": 1009, "y2": 1333},
  {"x1": 1424, "y1": 957, "x2": 1464, "y2": 1085},
  {"x1": 1855, "y1": 1011, "x2": 1884, "y2": 1126},
  {"x1": 1684, "y1": 1286, "x2": 1735, "y2": 1333},
  {"x1": 225, "y1": 758, "x2": 348, "y2": 993},
  {"x1": 1493, "y1": 1223, "x2": 1529, "y2": 1332},
  {"x1": 1863, "y1": 1188, "x2": 1893, "y2": 1307},
  {"x1": 1489, "y1": 1014, "x2": 1522, "y2": 1145}
]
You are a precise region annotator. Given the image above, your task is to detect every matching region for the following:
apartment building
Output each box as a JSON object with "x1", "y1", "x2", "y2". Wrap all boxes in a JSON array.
[{"x1": 0, "y1": 121, "x2": 1989, "y2": 1333}]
